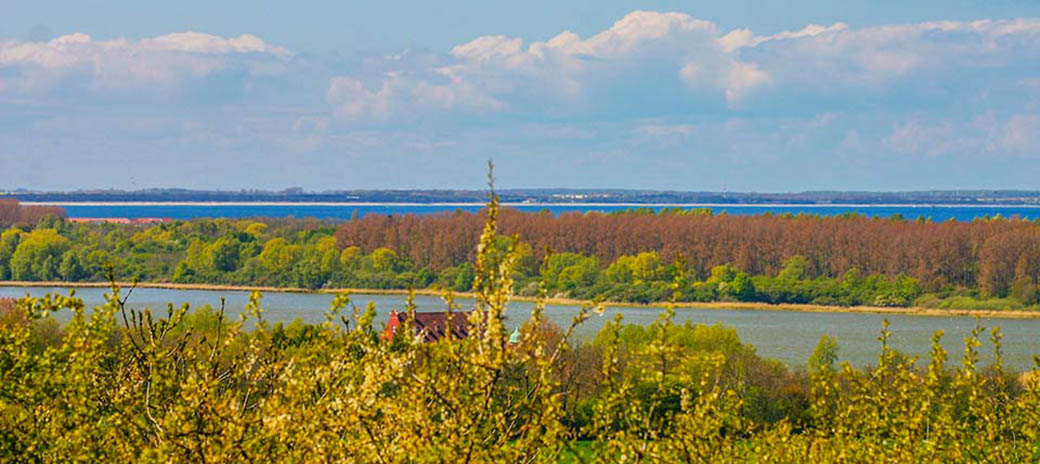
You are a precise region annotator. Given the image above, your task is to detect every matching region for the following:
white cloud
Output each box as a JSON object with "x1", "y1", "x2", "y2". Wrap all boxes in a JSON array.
[
  {"x1": 3, "y1": 10, "x2": 1040, "y2": 187},
  {"x1": 724, "y1": 61, "x2": 770, "y2": 103},
  {"x1": 139, "y1": 32, "x2": 288, "y2": 56},
  {"x1": 327, "y1": 12, "x2": 1040, "y2": 123},
  {"x1": 719, "y1": 23, "x2": 848, "y2": 52},
  {"x1": 328, "y1": 11, "x2": 757, "y2": 121},
  {"x1": 0, "y1": 32, "x2": 289, "y2": 99},
  {"x1": 741, "y1": 18, "x2": 1040, "y2": 94},
  {"x1": 450, "y1": 35, "x2": 523, "y2": 62}
]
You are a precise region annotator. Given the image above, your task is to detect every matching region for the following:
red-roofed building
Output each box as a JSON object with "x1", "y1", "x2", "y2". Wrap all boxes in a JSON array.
[
  {"x1": 68, "y1": 217, "x2": 132, "y2": 224},
  {"x1": 384, "y1": 310, "x2": 472, "y2": 342},
  {"x1": 67, "y1": 217, "x2": 171, "y2": 224},
  {"x1": 132, "y1": 217, "x2": 172, "y2": 224}
]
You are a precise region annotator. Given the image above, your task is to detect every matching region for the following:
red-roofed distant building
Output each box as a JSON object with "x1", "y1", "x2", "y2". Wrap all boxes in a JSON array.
[
  {"x1": 68, "y1": 217, "x2": 171, "y2": 224},
  {"x1": 68, "y1": 217, "x2": 131, "y2": 224},
  {"x1": 384, "y1": 310, "x2": 472, "y2": 342},
  {"x1": 132, "y1": 217, "x2": 171, "y2": 224}
]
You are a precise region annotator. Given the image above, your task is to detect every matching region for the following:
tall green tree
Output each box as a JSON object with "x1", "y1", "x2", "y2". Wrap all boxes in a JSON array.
[
  {"x1": 9, "y1": 229, "x2": 69, "y2": 281},
  {"x1": 59, "y1": 253, "x2": 85, "y2": 282},
  {"x1": 0, "y1": 228, "x2": 23, "y2": 280},
  {"x1": 209, "y1": 237, "x2": 242, "y2": 273}
]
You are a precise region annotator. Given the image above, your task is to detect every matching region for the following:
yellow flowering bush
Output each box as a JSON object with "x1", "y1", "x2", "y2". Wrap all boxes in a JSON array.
[{"x1": 2, "y1": 183, "x2": 1038, "y2": 463}]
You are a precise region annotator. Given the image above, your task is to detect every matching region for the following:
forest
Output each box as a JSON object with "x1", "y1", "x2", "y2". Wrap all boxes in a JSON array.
[
  {"x1": 0, "y1": 199, "x2": 64, "y2": 228},
  {"x1": 2, "y1": 199, "x2": 1040, "y2": 310},
  {"x1": 2, "y1": 194, "x2": 1038, "y2": 462}
]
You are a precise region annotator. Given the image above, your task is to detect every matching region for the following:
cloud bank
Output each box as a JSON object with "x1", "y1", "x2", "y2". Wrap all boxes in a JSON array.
[
  {"x1": 325, "y1": 12, "x2": 1040, "y2": 121},
  {"x1": 2, "y1": 11, "x2": 1039, "y2": 190},
  {"x1": 0, "y1": 32, "x2": 288, "y2": 100}
]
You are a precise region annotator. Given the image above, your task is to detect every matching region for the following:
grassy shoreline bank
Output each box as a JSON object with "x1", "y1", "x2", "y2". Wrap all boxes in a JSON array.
[{"x1": 3, "y1": 280, "x2": 1040, "y2": 319}]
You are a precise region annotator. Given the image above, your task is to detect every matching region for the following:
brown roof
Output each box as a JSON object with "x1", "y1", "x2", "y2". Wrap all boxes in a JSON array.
[{"x1": 387, "y1": 310, "x2": 473, "y2": 342}]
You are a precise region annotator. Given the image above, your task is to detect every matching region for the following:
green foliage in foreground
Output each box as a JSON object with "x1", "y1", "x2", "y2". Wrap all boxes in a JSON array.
[{"x1": 2, "y1": 195, "x2": 1040, "y2": 463}]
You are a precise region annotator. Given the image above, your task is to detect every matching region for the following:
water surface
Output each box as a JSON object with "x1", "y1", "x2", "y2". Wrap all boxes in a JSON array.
[
  {"x1": 44, "y1": 202, "x2": 1040, "y2": 222},
  {"x1": 5, "y1": 286, "x2": 1038, "y2": 371}
]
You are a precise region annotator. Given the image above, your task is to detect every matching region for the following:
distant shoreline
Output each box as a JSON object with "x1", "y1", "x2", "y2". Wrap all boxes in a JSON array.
[
  {"x1": 20, "y1": 201, "x2": 1040, "y2": 208},
  {"x1": 3, "y1": 280, "x2": 1039, "y2": 319}
]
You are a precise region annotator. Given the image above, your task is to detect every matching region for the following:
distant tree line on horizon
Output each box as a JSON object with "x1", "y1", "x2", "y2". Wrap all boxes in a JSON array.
[
  {"x1": 1, "y1": 199, "x2": 1040, "y2": 310},
  {"x1": 9, "y1": 187, "x2": 1040, "y2": 205}
]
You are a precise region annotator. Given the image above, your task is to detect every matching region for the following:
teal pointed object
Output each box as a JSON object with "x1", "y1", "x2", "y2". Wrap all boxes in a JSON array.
[{"x1": 509, "y1": 327, "x2": 521, "y2": 345}]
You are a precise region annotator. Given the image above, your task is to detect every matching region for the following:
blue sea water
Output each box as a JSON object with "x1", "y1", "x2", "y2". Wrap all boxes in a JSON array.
[{"x1": 49, "y1": 202, "x2": 1040, "y2": 222}]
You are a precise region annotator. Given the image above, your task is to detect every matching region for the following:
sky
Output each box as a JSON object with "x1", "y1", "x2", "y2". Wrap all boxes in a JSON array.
[{"x1": 2, "y1": 1, "x2": 1040, "y2": 192}]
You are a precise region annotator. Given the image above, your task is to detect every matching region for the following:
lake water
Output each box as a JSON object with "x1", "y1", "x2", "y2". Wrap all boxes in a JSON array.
[
  {"x1": 34, "y1": 202, "x2": 1040, "y2": 222},
  {"x1": 3, "y1": 286, "x2": 1038, "y2": 372}
]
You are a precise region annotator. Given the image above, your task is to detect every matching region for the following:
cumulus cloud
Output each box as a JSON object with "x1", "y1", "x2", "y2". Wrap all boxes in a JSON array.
[
  {"x1": 719, "y1": 23, "x2": 849, "y2": 53},
  {"x1": 4, "y1": 11, "x2": 1040, "y2": 191},
  {"x1": 325, "y1": 12, "x2": 1040, "y2": 123},
  {"x1": 327, "y1": 11, "x2": 752, "y2": 122},
  {"x1": 737, "y1": 18, "x2": 1040, "y2": 106},
  {"x1": 0, "y1": 31, "x2": 289, "y2": 100}
]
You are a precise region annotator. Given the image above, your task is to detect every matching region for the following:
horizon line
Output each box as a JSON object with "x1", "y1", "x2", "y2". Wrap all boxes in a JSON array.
[{"x1": 22, "y1": 201, "x2": 1040, "y2": 209}]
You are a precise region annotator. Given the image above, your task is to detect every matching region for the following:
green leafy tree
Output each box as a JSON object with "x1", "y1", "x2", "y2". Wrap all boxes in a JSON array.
[
  {"x1": 368, "y1": 247, "x2": 401, "y2": 273},
  {"x1": 2, "y1": 179, "x2": 1040, "y2": 461},
  {"x1": 542, "y1": 252, "x2": 598, "y2": 293},
  {"x1": 631, "y1": 251, "x2": 662, "y2": 281},
  {"x1": 183, "y1": 239, "x2": 209, "y2": 272},
  {"x1": 59, "y1": 253, "x2": 85, "y2": 282},
  {"x1": 709, "y1": 263, "x2": 738, "y2": 284},
  {"x1": 83, "y1": 249, "x2": 113, "y2": 280},
  {"x1": 558, "y1": 261, "x2": 598, "y2": 293},
  {"x1": 453, "y1": 262, "x2": 476, "y2": 291},
  {"x1": 171, "y1": 261, "x2": 194, "y2": 283},
  {"x1": 808, "y1": 334, "x2": 839, "y2": 373},
  {"x1": 778, "y1": 255, "x2": 811, "y2": 281},
  {"x1": 339, "y1": 246, "x2": 362, "y2": 269},
  {"x1": 731, "y1": 272, "x2": 757, "y2": 301},
  {"x1": 9, "y1": 228, "x2": 69, "y2": 281},
  {"x1": 293, "y1": 258, "x2": 325, "y2": 289},
  {"x1": 209, "y1": 237, "x2": 241, "y2": 273},
  {"x1": 319, "y1": 249, "x2": 340, "y2": 279},
  {"x1": 604, "y1": 256, "x2": 636, "y2": 283},
  {"x1": 39, "y1": 255, "x2": 59, "y2": 281},
  {"x1": 259, "y1": 238, "x2": 301, "y2": 275},
  {"x1": 0, "y1": 228, "x2": 22, "y2": 279}
]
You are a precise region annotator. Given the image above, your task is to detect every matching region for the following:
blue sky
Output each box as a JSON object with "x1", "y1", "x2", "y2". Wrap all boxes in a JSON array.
[{"x1": 2, "y1": 1, "x2": 1039, "y2": 191}]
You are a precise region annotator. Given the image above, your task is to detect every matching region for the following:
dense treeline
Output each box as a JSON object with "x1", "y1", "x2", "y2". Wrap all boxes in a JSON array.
[
  {"x1": 3, "y1": 205, "x2": 1040, "y2": 309},
  {"x1": 334, "y1": 208, "x2": 1040, "y2": 295},
  {"x1": 0, "y1": 199, "x2": 65, "y2": 227},
  {"x1": 2, "y1": 197, "x2": 1039, "y2": 461},
  {"x1": 334, "y1": 208, "x2": 1040, "y2": 307}
]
